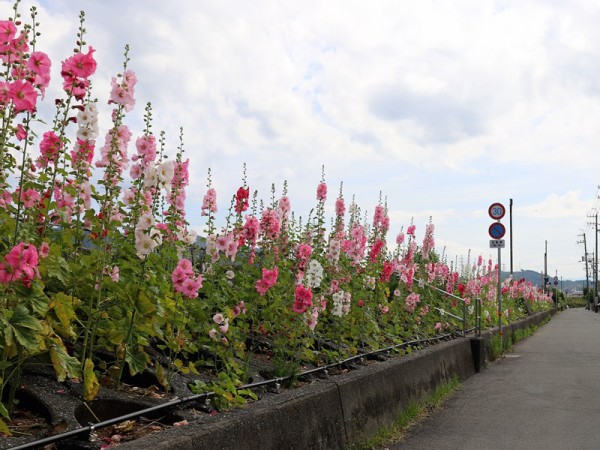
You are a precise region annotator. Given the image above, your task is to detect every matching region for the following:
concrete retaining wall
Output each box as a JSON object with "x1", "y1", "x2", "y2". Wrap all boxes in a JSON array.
[{"x1": 119, "y1": 310, "x2": 554, "y2": 450}]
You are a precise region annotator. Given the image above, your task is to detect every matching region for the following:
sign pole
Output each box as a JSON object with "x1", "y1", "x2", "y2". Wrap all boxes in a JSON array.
[{"x1": 498, "y1": 246, "x2": 502, "y2": 338}]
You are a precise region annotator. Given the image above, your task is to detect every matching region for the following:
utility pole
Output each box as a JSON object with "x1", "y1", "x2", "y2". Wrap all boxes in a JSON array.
[
  {"x1": 544, "y1": 240, "x2": 548, "y2": 294},
  {"x1": 586, "y1": 211, "x2": 598, "y2": 310},
  {"x1": 578, "y1": 232, "x2": 590, "y2": 309},
  {"x1": 509, "y1": 198, "x2": 513, "y2": 276}
]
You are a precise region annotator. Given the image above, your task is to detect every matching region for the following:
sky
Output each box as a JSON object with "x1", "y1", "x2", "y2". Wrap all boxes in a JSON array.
[{"x1": 2, "y1": 0, "x2": 599, "y2": 282}]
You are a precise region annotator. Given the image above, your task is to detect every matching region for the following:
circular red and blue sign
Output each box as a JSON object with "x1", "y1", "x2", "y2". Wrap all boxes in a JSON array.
[
  {"x1": 488, "y1": 202, "x2": 506, "y2": 220},
  {"x1": 489, "y1": 222, "x2": 506, "y2": 239}
]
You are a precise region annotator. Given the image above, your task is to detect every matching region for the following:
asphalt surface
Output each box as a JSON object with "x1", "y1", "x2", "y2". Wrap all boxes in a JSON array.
[{"x1": 387, "y1": 307, "x2": 600, "y2": 450}]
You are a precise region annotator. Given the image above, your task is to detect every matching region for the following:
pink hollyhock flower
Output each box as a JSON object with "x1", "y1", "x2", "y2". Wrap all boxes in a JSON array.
[
  {"x1": 335, "y1": 198, "x2": 345, "y2": 217},
  {"x1": 380, "y1": 261, "x2": 394, "y2": 282},
  {"x1": 219, "y1": 318, "x2": 229, "y2": 334},
  {"x1": 407, "y1": 225, "x2": 416, "y2": 236},
  {"x1": 316, "y1": 182, "x2": 327, "y2": 201},
  {"x1": 61, "y1": 47, "x2": 97, "y2": 79},
  {"x1": 213, "y1": 313, "x2": 224, "y2": 324},
  {"x1": 1, "y1": 242, "x2": 40, "y2": 287},
  {"x1": 260, "y1": 208, "x2": 281, "y2": 240},
  {"x1": 278, "y1": 196, "x2": 291, "y2": 217},
  {"x1": 27, "y1": 51, "x2": 51, "y2": 77},
  {"x1": 208, "y1": 329, "x2": 218, "y2": 340},
  {"x1": 37, "y1": 131, "x2": 63, "y2": 168},
  {"x1": 0, "y1": 20, "x2": 17, "y2": 42},
  {"x1": 262, "y1": 267, "x2": 278, "y2": 286},
  {"x1": 369, "y1": 239, "x2": 385, "y2": 263},
  {"x1": 396, "y1": 232, "x2": 405, "y2": 246},
  {"x1": 405, "y1": 292, "x2": 420, "y2": 313},
  {"x1": 20, "y1": 188, "x2": 40, "y2": 208},
  {"x1": 255, "y1": 267, "x2": 278, "y2": 296},
  {"x1": 8, "y1": 80, "x2": 38, "y2": 113},
  {"x1": 39, "y1": 242, "x2": 50, "y2": 259},
  {"x1": 434, "y1": 322, "x2": 442, "y2": 332},
  {"x1": 15, "y1": 124, "x2": 27, "y2": 141},
  {"x1": 181, "y1": 277, "x2": 202, "y2": 299},
  {"x1": 201, "y1": 188, "x2": 218, "y2": 216},
  {"x1": 293, "y1": 285, "x2": 313, "y2": 314},
  {"x1": 296, "y1": 243, "x2": 313, "y2": 265},
  {"x1": 379, "y1": 304, "x2": 389, "y2": 314}
]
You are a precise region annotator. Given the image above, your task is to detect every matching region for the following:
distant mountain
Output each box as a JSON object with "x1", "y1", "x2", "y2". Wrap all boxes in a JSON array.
[{"x1": 501, "y1": 269, "x2": 586, "y2": 292}]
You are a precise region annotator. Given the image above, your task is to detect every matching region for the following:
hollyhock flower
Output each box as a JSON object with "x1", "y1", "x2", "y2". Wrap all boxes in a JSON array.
[
  {"x1": 135, "y1": 134, "x2": 157, "y2": 165},
  {"x1": 380, "y1": 261, "x2": 394, "y2": 282},
  {"x1": 201, "y1": 188, "x2": 217, "y2": 216},
  {"x1": 37, "y1": 131, "x2": 63, "y2": 168},
  {"x1": 180, "y1": 276, "x2": 202, "y2": 299},
  {"x1": 293, "y1": 285, "x2": 313, "y2": 314},
  {"x1": 235, "y1": 186, "x2": 250, "y2": 213},
  {"x1": 157, "y1": 160, "x2": 174, "y2": 188},
  {"x1": 255, "y1": 267, "x2": 278, "y2": 296},
  {"x1": 331, "y1": 290, "x2": 351, "y2": 316},
  {"x1": 0, "y1": 242, "x2": 40, "y2": 287},
  {"x1": 335, "y1": 198, "x2": 345, "y2": 216},
  {"x1": 39, "y1": 242, "x2": 50, "y2": 259},
  {"x1": 306, "y1": 307, "x2": 319, "y2": 331},
  {"x1": 260, "y1": 208, "x2": 281, "y2": 240},
  {"x1": 305, "y1": 259, "x2": 323, "y2": 288},
  {"x1": 407, "y1": 225, "x2": 416, "y2": 236},
  {"x1": 61, "y1": 47, "x2": 97, "y2": 79},
  {"x1": 316, "y1": 182, "x2": 327, "y2": 201},
  {"x1": 109, "y1": 69, "x2": 136, "y2": 112},
  {"x1": 434, "y1": 322, "x2": 442, "y2": 331},
  {"x1": 369, "y1": 239, "x2": 385, "y2": 263},
  {"x1": 208, "y1": 329, "x2": 218, "y2": 340},
  {"x1": 0, "y1": 20, "x2": 17, "y2": 42},
  {"x1": 225, "y1": 270, "x2": 235, "y2": 280},
  {"x1": 20, "y1": 188, "x2": 39, "y2": 208},
  {"x1": 15, "y1": 124, "x2": 26, "y2": 141},
  {"x1": 405, "y1": 292, "x2": 420, "y2": 313},
  {"x1": 8, "y1": 79, "x2": 38, "y2": 113},
  {"x1": 296, "y1": 243, "x2": 313, "y2": 268},
  {"x1": 379, "y1": 304, "x2": 389, "y2": 314},
  {"x1": 213, "y1": 313, "x2": 224, "y2": 324},
  {"x1": 219, "y1": 318, "x2": 229, "y2": 334},
  {"x1": 278, "y1": 195, "x2": 291, "y2": 218}
]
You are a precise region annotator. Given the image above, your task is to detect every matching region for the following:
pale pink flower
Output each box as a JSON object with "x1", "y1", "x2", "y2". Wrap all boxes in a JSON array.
[{"x1": 316, "y1": 182, "x2": 327, "y2": 201}]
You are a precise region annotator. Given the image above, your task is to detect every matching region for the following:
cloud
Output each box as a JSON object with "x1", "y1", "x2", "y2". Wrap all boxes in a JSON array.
[{"x1": 517, "y1": 191, "x2": 591, "y2": 219}]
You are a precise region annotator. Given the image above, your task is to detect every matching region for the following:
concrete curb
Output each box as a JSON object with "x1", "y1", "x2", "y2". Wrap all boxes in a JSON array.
[{"x1": 117, "y1": 310, "x2": 555, "y2": 450}]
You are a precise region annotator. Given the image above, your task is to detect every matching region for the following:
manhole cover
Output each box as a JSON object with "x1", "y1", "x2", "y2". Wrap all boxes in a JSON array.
[{"x1": 504, "y1": 354, "x2": 521, "y2": 358}]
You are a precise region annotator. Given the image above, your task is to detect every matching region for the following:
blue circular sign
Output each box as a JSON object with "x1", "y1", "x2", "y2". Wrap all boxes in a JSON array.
[{"x1": 489, "y1": 222, "x2": 506, "y2": 239}]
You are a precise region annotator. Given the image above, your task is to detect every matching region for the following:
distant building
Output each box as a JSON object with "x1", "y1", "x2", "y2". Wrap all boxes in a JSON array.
[{"x1": 568, "y1": 287, "x2": 583, "y2": 297}]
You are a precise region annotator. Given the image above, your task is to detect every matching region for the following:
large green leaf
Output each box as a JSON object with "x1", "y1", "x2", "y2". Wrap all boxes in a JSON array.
[
  {"x1": 49, "y1": 339, "x2": 81, "y2": 382},
  {"x1": 125, "y1": 347, "x2": 148, "y2": 376}
]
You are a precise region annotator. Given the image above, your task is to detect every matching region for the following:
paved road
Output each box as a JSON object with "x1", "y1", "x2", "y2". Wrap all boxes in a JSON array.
[{"x1": 387, "y1": 307, "x2": 600, "y2": 450}]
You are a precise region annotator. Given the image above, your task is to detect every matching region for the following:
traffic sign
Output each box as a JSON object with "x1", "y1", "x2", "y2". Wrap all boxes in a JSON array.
[
  {"x1": 488, "y1": 203, "x2": 506, "y2": 220},
  {"x1": 554, "y1": 276, "x2": 558, "y2": 286},
  {"x1": 489, "y1": 239, "x2": 505, "y2": 248},
  {"x1": 488, "y1": 222, "x2": 506, "y2": 239}
]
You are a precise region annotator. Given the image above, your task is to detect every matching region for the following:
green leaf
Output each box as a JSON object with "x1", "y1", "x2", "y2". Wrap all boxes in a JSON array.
[
  {"x1": 125, "y1": 348, "x2": 148, "y2": 376},
  {"x1": 11, "y1": 304, "x2": 43, "y2": 330},
  {"x1": 135, "y1": 290, "x2": 155, "y2": 316},
  {"x1": 49, "y1": 339, "x2": 81, "y2": 382},
  {"x1": 0, "y1": 417, "x2": 11, "y2": 436},
  {"x1": 83, "y1": 359, "x2": 99, "y2": 401},
  {"x1": 0, "y1": 402, "x2": 9, "y2": 419},
  {"x1": 45, "y1": 255, "x2": 69, "y2": 284},
  {"x1": 50, "y1": 292, "x2": 79, "y2": 336}
]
